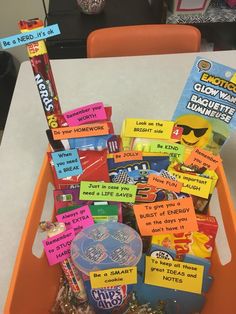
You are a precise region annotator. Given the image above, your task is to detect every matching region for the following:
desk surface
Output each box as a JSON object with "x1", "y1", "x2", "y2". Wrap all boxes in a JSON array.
[{"x1": 1, "y1": 51, "x2": 236, "y2": 311}]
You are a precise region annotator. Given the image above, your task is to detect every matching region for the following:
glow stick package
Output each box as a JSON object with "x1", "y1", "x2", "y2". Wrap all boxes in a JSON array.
[{"x1": 172, "y1": 57, "x2": 236, "y2": 155}]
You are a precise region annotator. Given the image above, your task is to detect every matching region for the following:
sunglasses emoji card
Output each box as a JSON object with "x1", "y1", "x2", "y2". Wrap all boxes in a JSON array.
[{"x1": 172, "y1": 57, "x2": 236, "y2": 156}]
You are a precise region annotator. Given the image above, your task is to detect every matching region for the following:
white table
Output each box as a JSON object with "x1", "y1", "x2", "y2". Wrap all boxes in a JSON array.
[{"x1": 1, "y1": 51, "x2": 236, "y2": 311}]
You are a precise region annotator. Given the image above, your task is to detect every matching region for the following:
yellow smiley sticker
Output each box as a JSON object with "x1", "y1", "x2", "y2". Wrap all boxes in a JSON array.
[{"x1": 175, "y1": 114, "x2": 212, "y2": 149}]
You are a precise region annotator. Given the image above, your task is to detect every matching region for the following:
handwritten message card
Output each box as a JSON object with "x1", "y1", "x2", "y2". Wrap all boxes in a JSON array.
[
  {"x1": 123, "y1": 119, "x2": 174, "y2": 139},
  {"x1": 63, "y1": 102, "x2": 107, "y2": 126},
  {"x1": 56, "y1": 205, "x2": 94, "y2": 234},
  {"x1": 133, "y1": 197, "x2": 198, "y2": 236},
  {"x1": 43, "y1": 229, "x2": 75, "y2": 265},
  {"x1": 79, "y1": 181, "x2": 137, "y2": 203},
  {"x1": 147, "y1": 174, "x2": 182, "y2": 193},
  {"x1": 52, "y1": 122, "x2": 109, "y2": 140},
  {"x1": 145, "y1": 256, "x2": 204, "y2": 294},
  {"x1": 51, "y1": 149, "x2": 83, "y2": 179},
  {"x1": 90, "y1": 266, "x2": 137, "y2": 289}
]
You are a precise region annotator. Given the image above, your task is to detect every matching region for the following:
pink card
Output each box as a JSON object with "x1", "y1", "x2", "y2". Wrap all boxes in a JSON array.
[
  {"x1": 63, "y1": 102, "x2": 107, "y2": 126},
  {"x1": 43, "y1": 229, "x2": 75, "y2": 266},
  {"x1": 56, "y1": 205, "x2": 94, "y2": 234}
]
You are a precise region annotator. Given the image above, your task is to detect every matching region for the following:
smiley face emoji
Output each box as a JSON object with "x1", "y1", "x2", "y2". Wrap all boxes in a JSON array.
[{"x1": 175, "y1": 114, "x2": 212, "y2": 148}]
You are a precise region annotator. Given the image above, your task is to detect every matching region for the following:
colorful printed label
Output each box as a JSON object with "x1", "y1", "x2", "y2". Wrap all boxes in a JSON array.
[
  {"x1": 145, "y1": 256, "x2": 204, "y2": 294},
  {"x1": 150, "y1": 140, "x2": 185, "y2": 162},
  {"x1": 0, "y1": 24, "x2": 60, "y2": 49},
  {"x1": 52, "y1": 122, "x2": 109, "y2": 140},
  {"x1": 51, "y1": 149, "x2": 83, "y2": 179},
  {"x1": 147, "y1": 173, "x2": 183, "y2": 193},
  {"x1": 43, "y1": 229, "x2": 75, "y2": 265},
  {"x1": 169, "y1": 169, "x2": 212, "y2": 199},
  {"x1": 90, "y1": 267, "x2": 137, "y2": 289},
  {"x1": 133, "y1": 197, "x2": 198, "y2": 236},
  {"x1": 122, "y1": 119, "x2": 174, "y2": 139},
  {"x1": 113, "y1": 151, "x2": 143, "y2": 163},
  {"x1": 56, "y1": 205, "x2": 94, "y2": 234},
  {"x1": 185, "y1": 147, "x2": 222, "y2": 170},
  {"x1": 63, "y1": 102, "x2": 107, "y2": 126},
  {"x1": 79, "y1": 181, "x2": 137, "y2": 203},
  {"x1": 90, "y1": 285, "x2": 127, "y2": 310}
]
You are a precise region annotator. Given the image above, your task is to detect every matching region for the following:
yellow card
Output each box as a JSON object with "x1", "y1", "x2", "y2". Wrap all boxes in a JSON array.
[
  {"x1": 90, "y1": 267, "x2": 137, "y2": 289},
  {"x1": 123, "y1": 119, "x2": 174, "y2": 139},
  {"x1": 144, "y1": 256, "x2": 204, "y2": 294},
  {"x1": 169, "y1": 169, "x2": 212, "y2": 199}
]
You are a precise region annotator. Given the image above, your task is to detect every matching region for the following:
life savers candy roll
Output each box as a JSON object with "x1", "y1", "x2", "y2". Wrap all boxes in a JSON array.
[
  {"x1": 18, "y1": 18, "x2": 66, "y2": 129},
  {"x1": 47, "y1": 222, "x2": 87, "y2": 301}
]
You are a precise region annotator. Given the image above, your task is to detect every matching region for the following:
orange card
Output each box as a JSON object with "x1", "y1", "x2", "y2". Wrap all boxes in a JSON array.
[
  {"x1": 185, "y1": 147, "x2": 221, "y2": 171},
  {"x1": 147, "y1": 174, "x2": 182, "y2": 193},
  {"x1": 113, "y1": 151, "x2": 143, "y2": 163},
  {"x1": 52, "y1": 122, "x2": 109, "y2": 140},
  {"x1": 133, "y1": 197, "x2": 198, "y2": 236}
]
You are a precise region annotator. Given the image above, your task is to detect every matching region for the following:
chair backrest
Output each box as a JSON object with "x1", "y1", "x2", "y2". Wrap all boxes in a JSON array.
[{"x1": 87, "y1": 24, "x2": 201, "y2": 58}]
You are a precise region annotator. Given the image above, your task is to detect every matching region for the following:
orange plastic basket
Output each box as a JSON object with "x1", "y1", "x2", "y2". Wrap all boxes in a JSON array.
[{"x1": 4, "y1": 154, "x2": 236, "y2": 314}]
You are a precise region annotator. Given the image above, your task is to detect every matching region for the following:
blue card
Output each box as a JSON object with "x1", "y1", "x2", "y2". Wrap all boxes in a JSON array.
[
  {"x1": 0, "y1": 24, "x2": 60, "y2": 49},
  {"x1": 51, "y1": 149, "x2": 83, "y2": 179}
]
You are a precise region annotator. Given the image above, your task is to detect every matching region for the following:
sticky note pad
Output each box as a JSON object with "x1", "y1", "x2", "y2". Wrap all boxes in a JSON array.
[
  {"x1": 145, "y1": 256, "x2": 204, "y2": 294},
  {"x1": 133, "y1": 197, "x2": 198, "y2": 236},
  {"x1": 51, "y1": 149, "x2": 83, "y2": 179},
  {"x1": 79, "y1": 181, "x2": 137, "y2": 203},
  {"x1": 90, "y1": 266, "x2": 137, "y2": 289}
]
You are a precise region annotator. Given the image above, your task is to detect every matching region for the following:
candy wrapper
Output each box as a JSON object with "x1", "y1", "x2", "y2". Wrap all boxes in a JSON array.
[
  {"x1": 19, "y1": 19, "x2": 66, "y2": 128},
  {"x1": 151, "y1": 214, "x2": 218, "y2": 259},
  {"x1": 48, "y1": 149, "x2": 110, "y2": 189},
  {"x1": 107, "y1": 154, "x2": 170, "y2": 183},
  {"x1": 40, "y1": 221, "x2": 87, "y2": 303}
]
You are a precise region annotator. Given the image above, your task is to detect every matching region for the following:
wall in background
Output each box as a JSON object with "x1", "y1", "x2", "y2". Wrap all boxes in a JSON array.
[{"x1": 0, "y1": 0, "x2": 49, "y2": 66}]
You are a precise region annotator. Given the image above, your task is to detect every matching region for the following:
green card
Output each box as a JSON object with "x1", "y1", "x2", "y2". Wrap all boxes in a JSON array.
[
  {"x1": 150, "y1": 140, "x2": 185, "y2": 162},
  {"x1": 79, "y1": 181, "x2": 137, "y2": 203}
]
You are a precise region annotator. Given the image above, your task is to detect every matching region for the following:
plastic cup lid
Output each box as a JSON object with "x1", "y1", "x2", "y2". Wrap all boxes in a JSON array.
[{"x1": 71, "y1": 221, "x2": 143, "y2": 275}]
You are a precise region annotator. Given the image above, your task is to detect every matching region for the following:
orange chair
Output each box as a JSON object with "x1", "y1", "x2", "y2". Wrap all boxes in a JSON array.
[{"x1": 87, "y1": 24, "x2": 201, "y2": 58}]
